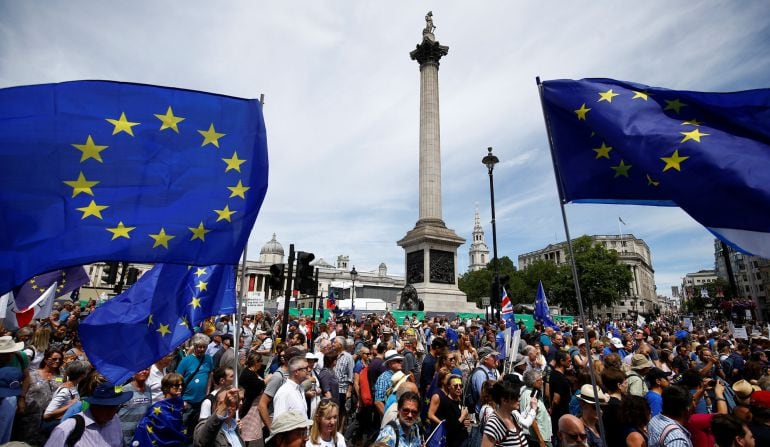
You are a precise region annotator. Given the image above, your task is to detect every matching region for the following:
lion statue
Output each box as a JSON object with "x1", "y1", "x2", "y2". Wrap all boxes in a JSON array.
[{"x1": 399, "y1": 284, "x2": 424, "y2": 311}]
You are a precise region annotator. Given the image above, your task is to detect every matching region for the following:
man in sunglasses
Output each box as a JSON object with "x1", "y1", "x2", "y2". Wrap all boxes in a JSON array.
[
  {"x1": 376, "y1": 391, "x2": 422, "y2": 447},
  {"x1": 558, "y1": 414, "x2": 589, "y2": 447}
]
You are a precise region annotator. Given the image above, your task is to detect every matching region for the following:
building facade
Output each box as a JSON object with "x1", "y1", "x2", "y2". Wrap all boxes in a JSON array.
[
  {"x1": 714, "y1": 240, "x2": 770, "y2": 320},
  {"x1": 518, "y1": 234, "x2": 657, "y2": 318},
  {"x1": 468, "y1": 207, "x2": 490, "y2": 272}
]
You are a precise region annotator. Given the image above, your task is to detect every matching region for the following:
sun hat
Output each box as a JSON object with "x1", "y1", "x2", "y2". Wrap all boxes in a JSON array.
[
  {"x1": 390, "y1": 371, "x2": 409, "y2": 391},
  {"x1": 0, "y1": 336, "x2": 24, "y2": 354},
  {"x1": 384, "y1": 349, "x2": 404, "y2": 363},
  {"x1": 577, "y1": 384, "x2": 609, "y2": 405},
  {"x1": 733, "y1": 379, "x2": 761, "y2": 400},
  {"x1": 85, "y1": 382, "x2": 134, "y2": 406},
  {"x1": 0, "y1": 367, "x2": 23, "y2": 398},
  {"x1": 577, "y1": 338, "x2": 586, "y2": 346},
  {"x1": 630, "y1": 354, "x2": 654, "y2": 370},
  {"x1": 610, "y1": 337, "x2": 623, "y2": 349},
  {"x1": 478, "y1": 346, "x2": 500, "y2": 360},
  {"x1": 305, "y1": 352, "x2": 318, "y2": 361},
  {"x1": 265, "y1": 410, "x2": 313, "y2": 443}
]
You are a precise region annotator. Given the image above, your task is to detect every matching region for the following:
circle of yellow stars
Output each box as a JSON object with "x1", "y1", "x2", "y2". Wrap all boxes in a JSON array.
[
  {"x1": 63, "y1": 107, "x2": 252, "y2": 251},
  {"x1": 572, "y1": 86, "x2": 710, "y2": 186}
]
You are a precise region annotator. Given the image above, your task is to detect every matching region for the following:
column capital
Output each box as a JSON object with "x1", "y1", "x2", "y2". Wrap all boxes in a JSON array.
[{"x1": 410, "y1": 37, "x2": 449, "y2": 67}]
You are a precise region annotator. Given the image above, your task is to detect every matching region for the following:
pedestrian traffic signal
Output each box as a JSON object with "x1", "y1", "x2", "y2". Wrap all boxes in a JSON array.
[
  {"x1": 296, "y1": 251, "x2": 316, "y2": 295},
  {"x1": 269, "y1": 264, "x2": 285, "y2": 291},
  {"x1": 126, "y1": 267, "x2": 140, "y2": 285},
  {"x1": 101, "y1": 261, "x2": 119, "y2": 285}
]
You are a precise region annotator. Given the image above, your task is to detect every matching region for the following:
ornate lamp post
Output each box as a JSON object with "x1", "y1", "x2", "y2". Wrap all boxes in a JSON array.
[
  {"x1": 482, "y1": 147, "x2": 500, "y2": 321},
  {"x1": 350, "y1": 266, "x2": 358, "y2": 311}
]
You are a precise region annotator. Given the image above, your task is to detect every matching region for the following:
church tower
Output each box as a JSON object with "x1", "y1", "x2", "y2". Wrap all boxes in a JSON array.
[{"x1": 468, "y1": 206, "x2": 490, "y2": 271}]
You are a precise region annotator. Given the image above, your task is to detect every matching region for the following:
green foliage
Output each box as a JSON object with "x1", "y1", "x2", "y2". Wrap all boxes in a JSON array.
[
  {"x1": 549, "y1": 236, "x2": 633, "y2": 316},
  {"x1": 459, "y1": 256, "x2": 517, "y2": 305}
]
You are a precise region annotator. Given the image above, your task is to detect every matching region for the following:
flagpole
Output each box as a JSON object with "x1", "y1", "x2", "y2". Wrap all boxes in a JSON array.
[{"x1": 537, "y1": 76, "x2": 608, "y2": 447}]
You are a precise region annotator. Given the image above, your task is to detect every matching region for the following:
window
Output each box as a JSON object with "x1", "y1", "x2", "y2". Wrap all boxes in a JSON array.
[{"x1": 620, "y1": 301, "x2": 625, "y2": 306}]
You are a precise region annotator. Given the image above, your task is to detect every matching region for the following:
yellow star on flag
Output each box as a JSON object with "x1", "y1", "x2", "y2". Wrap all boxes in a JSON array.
[
  {"x1": 194, "y1": 267, "x2": 207, "y2": 278},
  {"x1": 611, "y1": 160, "x2": 632, "y2": 178},
  {"x1": 72, "y1": 135, "x2": 109, "y2": 163},
  {"x1": 147, "y1": 314, "x2": 154, "y2": 326},
  {"x1": 574, "y1": 103, "x2": 591, "y2": 120},
  {"x1": 106, "y1": 112, "x2": 140, "y2": 136},
  {"x1": 593, "y1": 142, "x2": 613, "y2": 159},
  {"x1": 222, "y1": 152, "x2": 246, "y2": 173},
  {"x1": 63, "y1": 172, "x2": 99, "y2": 197},
  {"x1": 153, "y1": 407, "x2": 162, "y2": 415},
  {"x1": 647, "y1": 174, "x2": 660, "y2": 187},
  {"x1": 680, "y1": 128, "x2": 710, "y2": 143},
  {"x1": 228, "y1": 180, "x2": 250, "y2": 199},
  {"x1": 106, "y1": 221, "x2": 136, "y2": 240},
  {"x1": 664, "y1": 99, "x2": 687, "y2": 114},
  {"x1": 154, "y1": 106, "x2": 186, "y2": 133},
  {"x1": 631, "y1": 91, "x2": 649, "y2": 100},
  {"x1": 157, "y1": 323, "x2": 171, "y2": 337},
  {"x1": 189, "y1": 222, "x2": 211, "y2": 241},
  {"x1": 180, "y1": 316, "x2": 189, "y2": 327},
  {"x1": 189, "y1": 297, "x2": 201, "y2": 309},
  {"x1": 198, "y1": 123, "x2": 225, "y2": 148},
  {"x1": 196, "y1": 281, "x2": 208, "y2": 292},
  {"x1": 214, "y1": 205, "x2": 236, "y2": 222},
  {"x1": 681, "y1": 118, "x2": 701, "y2": 126},
  {"x1": 76, "y1": 200, "x2": 109, "y2": 219},
  {"x1": 661, "y1": 150, "x2": 689, "y2": 172},
  {"x1": 149, "y1": 228, "x2": 175, "y2": 249},
  {"x1": 597, "y1": 89, "x2": 619, "y2": 103},
  {"x1": 147, "y1": 425, "x2": 154, "y2": 434}
]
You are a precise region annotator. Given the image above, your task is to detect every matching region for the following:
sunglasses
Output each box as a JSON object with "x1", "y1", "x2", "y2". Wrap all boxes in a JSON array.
[{"x1": 399, "y1": 408, "x2": 419, "y2": 416}]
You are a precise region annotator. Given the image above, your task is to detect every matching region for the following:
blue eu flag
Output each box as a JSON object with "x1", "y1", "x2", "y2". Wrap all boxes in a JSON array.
[
  {"x1": 541, "y1": 78, "x2": 770, "y2": 257},
  {"x1": 132, "y1": 396, "x2": 186, "y2": 447},
  {"x1": 534, "y1": 281, "x2": 559, "y2": 330},
  {"x1": 79, "y1": 263, "x2": 236, "y2": 384},
  {"x1": 0, "y1": 81, "x2": 268, "y2": 294}
]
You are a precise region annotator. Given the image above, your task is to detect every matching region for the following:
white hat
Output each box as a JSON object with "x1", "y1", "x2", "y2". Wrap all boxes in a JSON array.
[
  {"x1": 390, "y1": 371, "x2": 409, "y2": 391},
  {"x1": 610, "y1": 337, "x2": 623, "y2": 349},
  {"x1": 0, "y1": 337, "x2": 23, "y2": 354},
  {"x1": 265, "y1": 410, "x2": 313, "y2": 443},
  {"x1": 577, "y1": 338, "x2": 586, "y2": 346},
  {"x1": 384, "y1": 349, "x2": 404, "y2": 363},
  {"x1": 578, "y1": 384, "x2": 609, "y2": 405}
]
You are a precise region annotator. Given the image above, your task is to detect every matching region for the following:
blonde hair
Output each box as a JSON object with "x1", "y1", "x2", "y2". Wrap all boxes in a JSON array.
[
  {"x1": 31, "y1": 327, "x2": 51, "y2": 353},
  {"x1": 309, "y1": 399, "x2": 339, "y2": 444}
]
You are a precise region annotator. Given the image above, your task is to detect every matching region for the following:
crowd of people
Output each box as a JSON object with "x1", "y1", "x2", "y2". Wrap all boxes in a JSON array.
[{"x1": 0, "y1": 299, "x2": 769, "y2": 447}]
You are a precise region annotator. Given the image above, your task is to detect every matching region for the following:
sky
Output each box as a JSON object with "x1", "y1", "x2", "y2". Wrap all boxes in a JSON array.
[{"x1": 2, "y1": 1, "x2": 770, "y2": 299}]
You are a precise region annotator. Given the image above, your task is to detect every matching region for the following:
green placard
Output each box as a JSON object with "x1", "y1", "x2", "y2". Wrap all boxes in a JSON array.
[{"x1": 390, "y1": 310, "x2": 425, "y2": 325}]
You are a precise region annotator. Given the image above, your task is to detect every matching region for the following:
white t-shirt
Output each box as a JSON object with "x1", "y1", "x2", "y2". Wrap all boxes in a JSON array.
[
  {"x1": 199, "y1": 389, "x2": 221, "y2": 420},
  {"x1": 45, "y1": 386, "x2": 79, "y2": 417},
  {"x1": 306, "y1": 432, "x2": 347, "y2": 447}
]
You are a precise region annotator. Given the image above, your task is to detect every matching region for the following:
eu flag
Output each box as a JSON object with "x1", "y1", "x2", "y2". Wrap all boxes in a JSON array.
[
  {"x1": 0, "y1": 81, "x2": 268, "y2": 294},
  {"x1": 79, "y1": 263, "x2": 236, "y2": 384},
  {"x1": 541, "y1": 78, "x2": 770, "y2": 257},
  {"x1": 534, "y1": 281, "x2": 558, "y2": 330},
  {"x1": 132, "y1": 396, "x2": 186, "y2": 447}
]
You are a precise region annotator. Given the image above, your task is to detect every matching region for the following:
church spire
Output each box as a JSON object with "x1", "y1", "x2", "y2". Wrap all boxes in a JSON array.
[{"x1": 469, "y1": 206, "x2": 490, "y2": 271}]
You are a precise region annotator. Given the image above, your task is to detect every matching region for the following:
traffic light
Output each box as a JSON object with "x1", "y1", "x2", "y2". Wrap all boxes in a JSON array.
[
  {"x1": 126, "y1": 267, "x2": 140, "y2": 285},
  {"x1": 295, "y1": 251, "x2": 316, "y2": 295},
  {"x1": 101, "y1": 262, "x2": 119, "y2": 285},
  {"x1": 269, "y1": 264, "x2": 285, "y2": 291}
]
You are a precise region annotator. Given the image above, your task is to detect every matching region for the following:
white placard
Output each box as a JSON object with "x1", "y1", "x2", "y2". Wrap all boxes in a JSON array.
[
  {"x1": 733, "y1": 327, "x2": 748, "y2": 340},
  {"x1": 246, "y1": 291, "x2": 265, "y2": 315}
]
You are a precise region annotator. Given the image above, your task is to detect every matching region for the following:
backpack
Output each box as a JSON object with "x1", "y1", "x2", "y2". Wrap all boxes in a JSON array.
[
  {"x1": 65, "y1": 414, "x2": 86, "y2": 447},
  {"x1": 462, "y1": 367, "x2": 484, "y2": 412},
  {"x1": 359, "y1": 365, "x2": 374, "y2": 406}
]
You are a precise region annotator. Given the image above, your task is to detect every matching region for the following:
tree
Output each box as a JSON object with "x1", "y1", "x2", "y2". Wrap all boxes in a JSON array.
[
  {"x1": 549, "y1": 236, "x2": 633, "y2": 318},
  {"x1": 459, "y1": 256, "x2": 517, "y2": 305}
]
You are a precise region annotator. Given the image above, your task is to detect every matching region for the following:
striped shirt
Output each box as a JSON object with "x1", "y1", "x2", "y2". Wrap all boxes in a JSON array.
[
  {"x1": 483, "y1": 412, "x2": 527, "y2": 447},
  {"x1": 335, "y1": 351, "x2": 354, "y2": 393},
  {"x1": 118, "y1": 383, "x2": 153, "y2": 446},
  {"x1": 647, "y1": 414, "x2": 693, "y2": 447}
]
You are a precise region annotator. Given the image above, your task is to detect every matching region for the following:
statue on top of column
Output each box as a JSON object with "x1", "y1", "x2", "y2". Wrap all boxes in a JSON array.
[{"x1": 423, "y1": 11, "x2": 436, "y2": 35}]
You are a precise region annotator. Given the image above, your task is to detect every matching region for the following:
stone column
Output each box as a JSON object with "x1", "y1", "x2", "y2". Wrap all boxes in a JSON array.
[{"x1": 411, "y1": 33, "x2": 448, "y2": 227}]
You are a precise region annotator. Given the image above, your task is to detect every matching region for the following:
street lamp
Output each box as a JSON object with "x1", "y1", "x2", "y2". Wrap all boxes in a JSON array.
[
  {"x1": 482, "y1": 147, "x2": 500, "y2": 321},
  {"x1": 350, "y1": 266, "x2": 358, "y2": 311}
]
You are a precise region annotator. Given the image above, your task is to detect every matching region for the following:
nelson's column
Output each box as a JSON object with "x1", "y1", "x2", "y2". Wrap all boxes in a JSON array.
[{"x1": 397, "y1": 12, "x2": 475, "y2": 312}]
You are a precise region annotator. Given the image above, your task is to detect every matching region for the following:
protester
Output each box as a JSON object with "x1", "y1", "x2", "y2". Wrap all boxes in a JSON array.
[
  {"x1": 647, "y1": 385, "x2": 694, "y2": 447},
  {"x1": 177, "y1": 333, "x2": 215, "y2": 442},
  {"x1": 194, "y1": 387, "x2": 244, "y2": 447},
  {"x1": 273, "y1": 354, "x2": 311, "y2": 420},
  {"x1": 264, "y1": 410, "x2": 313, "y2": 447},
  {"x1": 375, "y1": 391, "x2": 422, "y2": 447},
  {"x1": 43, "y1": 360, "x2": 89, "y2": 426},
  {"x1": 45, "y1": 381, "x2": 133, "y2": 447},
  {"x1": 16, "y1": 347, "x2": 62, "y2": 443},
  {"x1": 307, "y1": 399, "x2": 347, "y2": 447},
  {"x1": 481, "y1": 380, "x2": 531, "y2": 447},
  {"x1": 132, "y1": 373, "x2": 187, "y2": 447}
]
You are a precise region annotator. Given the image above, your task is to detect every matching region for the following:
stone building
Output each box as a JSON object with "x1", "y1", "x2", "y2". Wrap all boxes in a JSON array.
[
  {"x1": 468, "y1": 207, "x2": 490, "y2": 272},
  {"x1": 518, "y1": 234, "x2": 657, "y2": 318}
]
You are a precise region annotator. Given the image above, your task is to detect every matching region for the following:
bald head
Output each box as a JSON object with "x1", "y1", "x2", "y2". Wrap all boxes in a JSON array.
[
  {"x1": 558, "y1": 414, "x2": 588, "y2": 447},
  {"x1": 396, "y1": 381, "x2": 418, "y2": 398}
]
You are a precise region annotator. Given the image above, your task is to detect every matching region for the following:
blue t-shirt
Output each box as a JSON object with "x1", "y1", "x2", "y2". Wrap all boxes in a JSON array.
[
  {"x1": 646, "y1": 390, "x2": 662, "y2": 416},
  {"x1": 176, "y1": 354, "x2": 213, "y2": 403}
]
